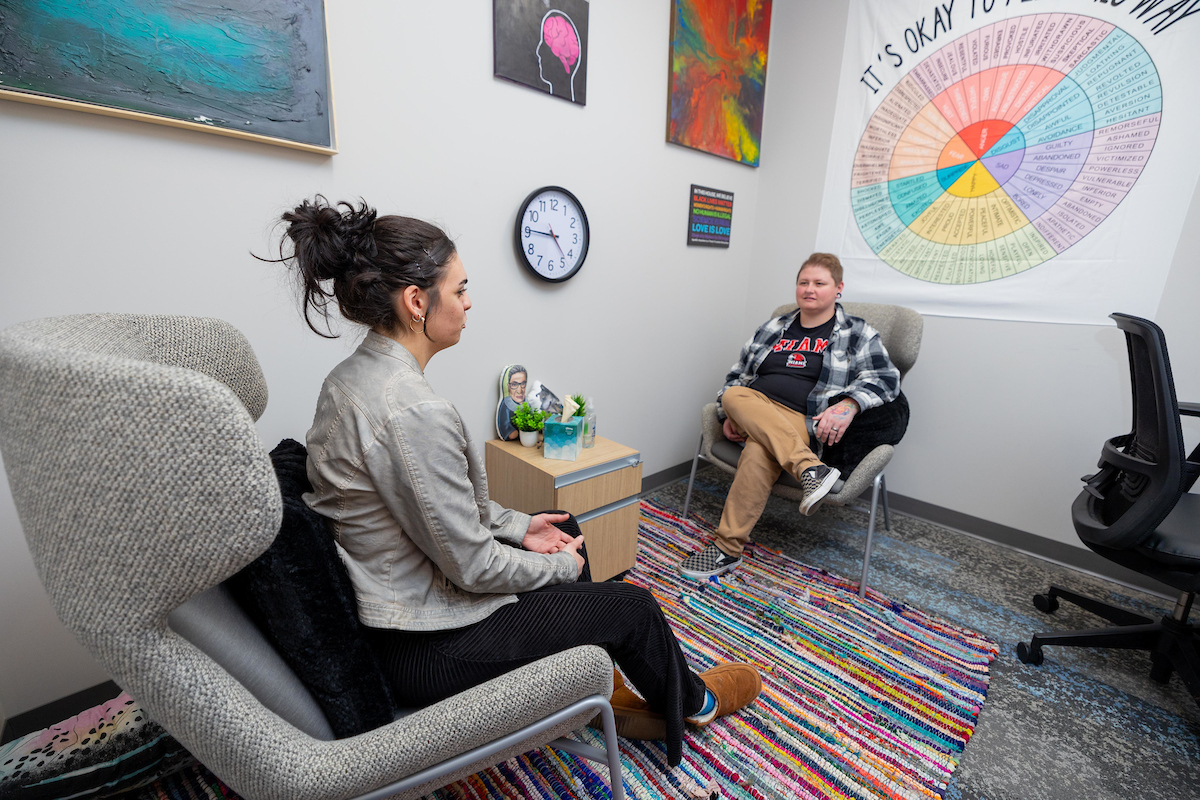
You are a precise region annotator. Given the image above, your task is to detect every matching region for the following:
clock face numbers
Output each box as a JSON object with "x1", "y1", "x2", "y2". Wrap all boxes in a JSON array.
[{"x1": 515, "y1": 187, "x2": 589, "y2": 282}]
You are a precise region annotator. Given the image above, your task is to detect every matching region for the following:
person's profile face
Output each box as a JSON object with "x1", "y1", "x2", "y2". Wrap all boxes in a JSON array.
[{"x1": 509, "y1": 372, "x2": 527, "y2": 402}]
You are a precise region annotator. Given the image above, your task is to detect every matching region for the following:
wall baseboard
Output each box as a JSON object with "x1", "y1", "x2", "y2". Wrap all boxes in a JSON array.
[
  {"x1": 1, "y1": 680, "x2": 120, "y2": 745},
  {"x1": 653, "y1": 461, "x2": 1177, "y2": 599},
  {"x1": 641, "y1": 461, "x2": 696, "y2": 495},
  {"x1": 884, "y1": 492, "x2": 1176, "y2": 599}
]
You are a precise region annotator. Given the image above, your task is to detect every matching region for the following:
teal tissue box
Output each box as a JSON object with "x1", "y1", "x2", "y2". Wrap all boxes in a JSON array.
[{"x1": 543, "y1": 417, "x2": 584, "y2": 461}]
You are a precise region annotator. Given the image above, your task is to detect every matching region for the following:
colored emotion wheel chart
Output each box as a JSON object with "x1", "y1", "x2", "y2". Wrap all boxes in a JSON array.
[{"x1": 852, "y1": 14, "x2": 1161, "y2": 284}]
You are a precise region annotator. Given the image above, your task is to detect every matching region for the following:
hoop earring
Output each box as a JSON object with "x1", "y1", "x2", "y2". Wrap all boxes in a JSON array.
[
  {"x1": 836, "y1": 292, "x2": 842, "y2": 298},
  {"x1": 409, "y1": 314, "x2": 425, "y2": 333}
]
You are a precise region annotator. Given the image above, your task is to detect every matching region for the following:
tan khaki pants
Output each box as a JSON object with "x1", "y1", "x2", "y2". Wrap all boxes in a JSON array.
[{"x1": 714, "y1": 386, "x2": 824, "y2": 556}]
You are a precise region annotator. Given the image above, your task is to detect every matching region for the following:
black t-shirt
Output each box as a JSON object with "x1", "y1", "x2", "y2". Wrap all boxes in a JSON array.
[{"x1": 751, "y1": 315, "x2": 836, "y2": 414}]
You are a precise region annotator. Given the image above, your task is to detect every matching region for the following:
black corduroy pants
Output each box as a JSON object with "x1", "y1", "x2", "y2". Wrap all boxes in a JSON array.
[{"x1": 364, "y1": 512, "x2": 708, "y2": 766}]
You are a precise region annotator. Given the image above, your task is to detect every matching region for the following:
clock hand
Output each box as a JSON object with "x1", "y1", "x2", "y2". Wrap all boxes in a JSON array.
[
  {"x1": 547, "y1": 224, "x2": 566, "y2": 257},
  {"x1": 529, "y1": 229, "x2": 555, "y2": 237}
]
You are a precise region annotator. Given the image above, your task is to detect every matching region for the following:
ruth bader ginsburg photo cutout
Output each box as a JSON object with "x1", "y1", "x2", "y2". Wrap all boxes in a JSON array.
[{"x1": 497, "y1": 364, "x2": 529, "y2": 440}]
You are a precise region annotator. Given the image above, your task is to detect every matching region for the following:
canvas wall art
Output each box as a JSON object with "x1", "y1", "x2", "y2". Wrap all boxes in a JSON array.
[
  {"x1": 494, "y1": 0, "x2": 589, "y2": 105},
  {"x1": 667, "y1": 0, "x2": 772, "y2": 167},
  {"x1": 0, "y1": 0, "x2": 335, "y2": 153}
]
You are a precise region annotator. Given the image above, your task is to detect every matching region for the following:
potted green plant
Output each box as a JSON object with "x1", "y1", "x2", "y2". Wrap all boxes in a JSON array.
[{"x1": 511, "y1": 402, "x2": 550, "y2": 447}]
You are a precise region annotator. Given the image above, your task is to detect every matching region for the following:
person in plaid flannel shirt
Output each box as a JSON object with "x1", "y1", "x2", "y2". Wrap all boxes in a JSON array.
[{"x1": 679, "y1": 253, "x2": 905, "y2": 581}]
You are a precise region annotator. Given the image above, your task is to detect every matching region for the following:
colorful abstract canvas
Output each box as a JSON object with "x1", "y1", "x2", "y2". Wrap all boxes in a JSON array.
[
  {"x1": 667, "y1": 0, "x2": 772, "y2": 167},
  {"x1": 0, "y1": 0, "x2": 335, "y2": 153},
  {"x1": 494, "y1": 0, "x2": 589, "y2": 106}
]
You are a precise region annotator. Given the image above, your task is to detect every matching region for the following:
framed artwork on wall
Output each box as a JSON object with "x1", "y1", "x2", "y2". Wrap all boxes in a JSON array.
[
  {"x1": 666, "y1": 0, "x2": 772, "y2": 167},
  {"x1": 0, "y1": 0, "x2": 336, "y2": 154},
  {"x1": 494, "y1": 0, "x2": 589, "y2": 106}
]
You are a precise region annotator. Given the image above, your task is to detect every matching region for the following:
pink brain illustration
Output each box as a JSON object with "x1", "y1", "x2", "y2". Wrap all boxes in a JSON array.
[{"x1": 542, "y1": 15, "x2": 579, "y2": 74}]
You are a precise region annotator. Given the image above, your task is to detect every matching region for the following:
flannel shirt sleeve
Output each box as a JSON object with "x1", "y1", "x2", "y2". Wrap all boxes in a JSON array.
[{"x1": 836, "y1": 326, "x2": 901, "y2": 412}]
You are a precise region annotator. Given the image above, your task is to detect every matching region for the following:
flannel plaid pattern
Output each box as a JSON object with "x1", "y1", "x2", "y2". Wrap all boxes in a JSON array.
[{"x1": 716, "y1": 304, "x2": 900, "y2": 420}]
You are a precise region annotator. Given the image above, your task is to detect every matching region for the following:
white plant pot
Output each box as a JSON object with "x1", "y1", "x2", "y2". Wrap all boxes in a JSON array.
[{"x1": 518, "y1": 429, "x2": 539, "y2": 447}]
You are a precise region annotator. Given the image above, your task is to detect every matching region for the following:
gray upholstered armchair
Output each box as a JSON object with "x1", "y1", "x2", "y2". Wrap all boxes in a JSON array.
[
  {"x1": 682, "y1": 302, "x2": 923, "y2": 597},
  {"x1": 0, "y1": 314, "x2": 624, "y2": 800}
]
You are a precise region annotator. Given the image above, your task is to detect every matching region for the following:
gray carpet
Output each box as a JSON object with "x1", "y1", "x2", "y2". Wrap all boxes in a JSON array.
[{"x1": 660, "y1": 466, "x2": 1200, "y2": 800}]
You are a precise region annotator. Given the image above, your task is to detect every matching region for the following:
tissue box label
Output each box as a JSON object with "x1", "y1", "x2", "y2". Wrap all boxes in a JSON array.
[{"x1": 544, "y1": 418, "x2": 583, "y2": 461}]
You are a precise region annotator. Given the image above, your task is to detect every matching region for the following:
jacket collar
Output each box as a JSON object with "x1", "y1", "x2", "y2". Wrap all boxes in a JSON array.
[{"x1": 362, "y1": 330, "x2": 423, "y2": 373}]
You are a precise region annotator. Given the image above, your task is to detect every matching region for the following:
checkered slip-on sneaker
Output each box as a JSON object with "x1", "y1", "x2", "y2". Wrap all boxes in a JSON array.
[
  {"x1": 798, "y1": 464, "x2": 841, "y2": 516},
  {"x1": 678, "y1": 543, "x2": 742, "y2": 580}
]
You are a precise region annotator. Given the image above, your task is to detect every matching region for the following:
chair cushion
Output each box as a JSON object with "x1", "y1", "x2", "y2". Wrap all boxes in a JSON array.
[
  {"x1": 1089, "y1": 492, "x2": 1200, "y2": 593},
  {"x1": 225, "y1": 439, "x2": 399, "y2": 738},
  {"x1": 822, "y1": 393, "x2": 909, "y2": 473},
  {"x1": 168, "y1": 583, "x2": 334, "y2": 740}
]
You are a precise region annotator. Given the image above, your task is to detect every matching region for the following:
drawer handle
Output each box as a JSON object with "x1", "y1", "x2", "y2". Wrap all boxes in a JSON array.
[
  {"x1": 576, "y1": 494, "x2": 641, "y2": 523},
  {"x1": 553, "y1": 455, "x2": 642, "y2": 489}
]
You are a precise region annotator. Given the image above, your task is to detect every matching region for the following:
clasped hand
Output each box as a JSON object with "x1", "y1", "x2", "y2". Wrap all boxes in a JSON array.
[{"x1": 523, "y1": 512, "x2": 585, "y2": 577}]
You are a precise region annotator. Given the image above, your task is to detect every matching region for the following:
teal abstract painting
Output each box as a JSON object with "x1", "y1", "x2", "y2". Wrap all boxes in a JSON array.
[{"x1": 0, "y1": 0, "x2": 334, "y2": 152}]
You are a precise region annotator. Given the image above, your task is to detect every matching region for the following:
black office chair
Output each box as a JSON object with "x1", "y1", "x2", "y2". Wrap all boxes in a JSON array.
[{"x1": 1016, "y1": 313, "x2": 1200, "y2": 702}]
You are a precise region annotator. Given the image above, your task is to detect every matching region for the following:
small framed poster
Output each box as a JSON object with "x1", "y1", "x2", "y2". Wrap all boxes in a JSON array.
[
  {"x1": 494, "y1": 0, "x2": 589, "y2": 105},
  {"x1": 687, "y1": 185, "x2": 734, "y2": 247}
]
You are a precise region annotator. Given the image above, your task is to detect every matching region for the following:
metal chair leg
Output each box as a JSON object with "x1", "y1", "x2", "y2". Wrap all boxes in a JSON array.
[
  {"x1": 549, "y1": 702, "x2": 625, "y2": 800},
  {"x1": 880, "y1": 473, "x2": 891, "y2": 531},
  {"x1": 859, "y1": 472, "x2": 884, "y2": 598},
  {"x1": 681, "y1": 435, "x2": 703, "y2": 519}
]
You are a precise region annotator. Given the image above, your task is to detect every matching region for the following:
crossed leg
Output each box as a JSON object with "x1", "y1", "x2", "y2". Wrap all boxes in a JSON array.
[{"x1": 713, "y1": 387, "x2": 825, "y2": 557}]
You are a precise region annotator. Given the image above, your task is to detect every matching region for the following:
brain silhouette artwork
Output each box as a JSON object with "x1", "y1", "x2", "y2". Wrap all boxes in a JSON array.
[{"x1": 542, "y1": 15, "x2": 579, "y2": 75}]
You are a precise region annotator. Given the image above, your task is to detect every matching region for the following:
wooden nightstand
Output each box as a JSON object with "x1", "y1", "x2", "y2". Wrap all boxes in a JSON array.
[{"x1": 485, "y1": 436, "x2": 643, "y2": 581}]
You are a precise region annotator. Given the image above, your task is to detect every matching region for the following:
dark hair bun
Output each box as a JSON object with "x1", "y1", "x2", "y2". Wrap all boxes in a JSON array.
[{"x1": 282, "y1": 196, "x2": 377, "y2": 281}]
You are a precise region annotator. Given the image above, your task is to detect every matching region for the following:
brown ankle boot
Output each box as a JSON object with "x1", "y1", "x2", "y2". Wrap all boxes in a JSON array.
[
  {"x1": 693, "y1": 663, "x2": 762, "y2": 727},
  {"x1": 590, "y1": 669, "x2": 667, "y2": 740}
]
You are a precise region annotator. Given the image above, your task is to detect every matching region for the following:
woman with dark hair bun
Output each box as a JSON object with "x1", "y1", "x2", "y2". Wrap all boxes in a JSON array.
[{"x1": 276, "y1": 196, "x2": 762, "y2": 767}]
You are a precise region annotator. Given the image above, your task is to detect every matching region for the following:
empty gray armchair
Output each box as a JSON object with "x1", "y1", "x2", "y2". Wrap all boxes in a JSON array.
[
  {"x1": 682, "y1": 302, "x2": 923, "y2": 596},
  {"x1": 0, "y1": 314, "x2": 623, "y2": 800}
]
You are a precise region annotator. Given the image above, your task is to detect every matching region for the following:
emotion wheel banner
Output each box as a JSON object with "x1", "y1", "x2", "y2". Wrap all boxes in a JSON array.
[
  {"x1": 817, "y1": 3, "x2": 1200, "y2": 324},
  {"x1": 853, "y1": 12, "x2": 1160, "y2": 284}
]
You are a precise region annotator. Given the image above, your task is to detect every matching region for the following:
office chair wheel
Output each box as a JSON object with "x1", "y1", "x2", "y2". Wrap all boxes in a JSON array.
[
  {"x1": 1016, "y1": 641, "x2": 1044, "y2": 665},
  {"x1": 1032, "y1": 593, "x2": 1059, "y2": 614}
]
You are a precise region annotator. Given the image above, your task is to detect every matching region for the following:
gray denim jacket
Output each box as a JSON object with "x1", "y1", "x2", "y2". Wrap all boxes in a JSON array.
[{"x1": 303, "y1": 332, "x2": 577, "y2": 631}]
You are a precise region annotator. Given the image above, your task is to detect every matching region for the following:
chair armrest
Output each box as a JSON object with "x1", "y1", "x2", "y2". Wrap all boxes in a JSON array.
[
  {"x1": 826, "y1": 445, "x2": 893, "y2": 505},
  {"x1": 236, "y1": 644, "x2": 614, "y2": 800},
  {"x1": 1179, "y1": 401, "x2": 1200, "y2": 417}
]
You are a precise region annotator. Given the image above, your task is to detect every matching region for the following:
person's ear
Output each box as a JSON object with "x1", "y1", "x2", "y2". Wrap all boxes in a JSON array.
[{"x1": 399, "y1": 285, "x2": 426, "y2": 319}]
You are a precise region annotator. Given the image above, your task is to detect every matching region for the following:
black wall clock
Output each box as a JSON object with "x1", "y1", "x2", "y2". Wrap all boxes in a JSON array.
[{"x1": 513, "y1": 186, "x2": 590, "y2": 282}]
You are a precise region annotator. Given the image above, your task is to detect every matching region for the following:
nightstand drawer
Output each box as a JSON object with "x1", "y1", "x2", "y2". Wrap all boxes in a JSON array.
[{"x1": 556, "y1": 462, "x2": 641, "y2": 516}]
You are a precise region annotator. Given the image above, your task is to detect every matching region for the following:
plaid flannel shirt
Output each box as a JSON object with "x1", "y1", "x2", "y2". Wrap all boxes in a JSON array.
[{"x1": 716, "y1": 304, "x2": 900, "y2": 420}]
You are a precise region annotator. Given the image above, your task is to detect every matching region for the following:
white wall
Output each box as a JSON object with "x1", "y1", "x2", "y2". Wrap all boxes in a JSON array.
[
  {"x1": 6, "y1": 0, "x2": 1198, "y2": 719},
  {"x1": 750, "y1": 2, "x2": 1200, "y2": 547},
  {"x1": 0, "y1": 1, "x2": 765, "y2": 717}
]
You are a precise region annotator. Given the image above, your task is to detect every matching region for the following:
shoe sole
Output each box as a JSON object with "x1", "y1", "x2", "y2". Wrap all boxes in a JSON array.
[
  {"x1": 799, "y1": 467, "x2": 840, "y2": 516},
  {"x1": 678, "y1": 558, "x2": 741, "y2": 581}
]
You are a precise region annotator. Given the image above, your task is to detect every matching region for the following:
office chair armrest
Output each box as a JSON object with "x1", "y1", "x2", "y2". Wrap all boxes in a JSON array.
[{"x1": 1179, "y1": 401, "x2": 1200, "y2": 417}]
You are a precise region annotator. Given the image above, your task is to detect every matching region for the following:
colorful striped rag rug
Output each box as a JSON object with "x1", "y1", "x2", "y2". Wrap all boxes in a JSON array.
[
  {"x1": 107, "y1": 498, "x2": 997, "y2": 800},
  {"x1": 419, "y1": 498, "x2": 998, "y2": 800}
]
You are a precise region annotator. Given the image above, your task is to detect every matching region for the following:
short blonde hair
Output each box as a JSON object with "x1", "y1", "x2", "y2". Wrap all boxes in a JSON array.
[{"x1": 797, "y1": 252, "x2": 843, "y2": 283}]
